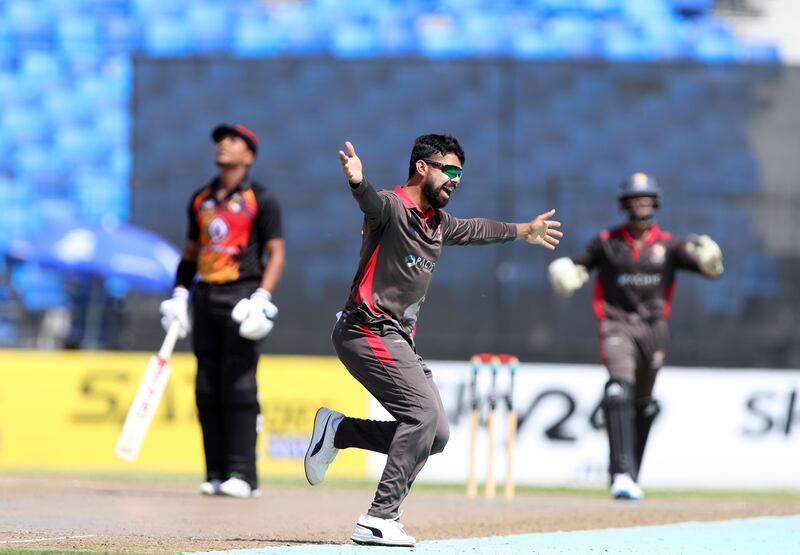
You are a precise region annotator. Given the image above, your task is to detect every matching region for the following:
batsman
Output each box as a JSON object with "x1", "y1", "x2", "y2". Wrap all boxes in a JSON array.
[
  {"x1": 547, "y1": 172, "x2": 724, "y2": 500},
  {"x1": 159, "y1": 123, "x2": 285, "y2": 499},
  {"x1": 303, "y1": 134, "x2": 562, "y2": 547}
]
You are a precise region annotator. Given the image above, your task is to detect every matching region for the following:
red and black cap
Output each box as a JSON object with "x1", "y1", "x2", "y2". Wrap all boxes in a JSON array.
[{"x1": 211, "y1": 123, "x2": 259, "y2": 155}]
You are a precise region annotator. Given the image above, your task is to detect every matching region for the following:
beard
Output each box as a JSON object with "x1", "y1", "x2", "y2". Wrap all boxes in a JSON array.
[
  {"x1": 626, "y1": 209, "x2": 655, "y2": 230},
  {"x1": 423, "y1": 176, "x2": 450, "y2": 209}
]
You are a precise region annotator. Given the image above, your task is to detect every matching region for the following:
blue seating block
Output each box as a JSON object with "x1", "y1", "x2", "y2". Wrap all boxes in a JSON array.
[
  {"x1": 187, "y1": 2, "x2": 232, "y2": 54},
  {"x1": 143, "y1": 16, "x2": 193, "y2": 56},
  {"x1": 233, "y1": 17, "x2": 283, "y2": 57}
]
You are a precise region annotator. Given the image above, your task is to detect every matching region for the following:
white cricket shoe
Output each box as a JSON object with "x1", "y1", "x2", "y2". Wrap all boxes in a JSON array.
[
  {"x1": 304, "y1": 407, "x2": 344, "y2": 485},
  {"x1": 199, "y1": 478, "x2": 222, "y2": 496},
  {"x1": 351, "y1": 514, "x2": 416, "y2": 547},
  {"x1": 219, "y1": 477, "x2": 261, "y2": 499},
  {"x1": 611, "y1": 473, "x2": 644, "y2": 500}
]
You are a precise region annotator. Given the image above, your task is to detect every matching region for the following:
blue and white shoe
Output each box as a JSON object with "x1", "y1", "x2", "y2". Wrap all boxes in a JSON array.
[
  {"x1": 611, "y1": 473, "x2": 644, "y2": 500},
  {"x1": 304, "y1": 407, "x2": 344, "y2": 485}
]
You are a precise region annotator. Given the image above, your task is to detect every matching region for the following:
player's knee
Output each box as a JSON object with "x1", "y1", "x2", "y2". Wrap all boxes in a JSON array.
[
  {"x1": 635, "y1": 396, "x2": 661, "y2": 420},
  {"x1": 430, "y1": 415, "x2": 450, "y2": 455},
  {"x1": 604, "y1": 378, "x2": 634, "y2": 405}
]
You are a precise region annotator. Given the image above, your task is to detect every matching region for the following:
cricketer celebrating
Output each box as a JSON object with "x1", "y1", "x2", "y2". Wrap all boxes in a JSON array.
[
  {"x1": 547, "y1": 172, "x2": 724, "y2": 500},
  {"x1": 304, "y1": 134, "x2": 562, "y2": 546}
]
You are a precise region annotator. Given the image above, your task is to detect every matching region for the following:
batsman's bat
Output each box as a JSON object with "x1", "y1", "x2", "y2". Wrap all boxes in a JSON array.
[{"x1": 113, "y1": 320, "x2": 182, "y2": 462}]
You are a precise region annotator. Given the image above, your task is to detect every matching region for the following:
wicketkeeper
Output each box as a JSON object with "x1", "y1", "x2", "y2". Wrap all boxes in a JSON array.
[
  {"x1": 303, "y1": 134, "x2": 563, "y2": 546},
  {"x1": 547, "y1": 172, "x2": 723, "y2": 500},
  {"x1": 159, "y1": 123, "x2": 285, "y2": 498}
]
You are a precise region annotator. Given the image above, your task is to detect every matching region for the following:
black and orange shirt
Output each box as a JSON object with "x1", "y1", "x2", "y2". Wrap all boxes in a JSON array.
[
  {"x1": 572, "y1": 224, "x2": 702, "y2": 322},
  {"x1": 187, "y1": 177, "x2": 282, "y2": 285},
  {"x1": 343, "y1": 178, "x2": 517, "y2": 341}
]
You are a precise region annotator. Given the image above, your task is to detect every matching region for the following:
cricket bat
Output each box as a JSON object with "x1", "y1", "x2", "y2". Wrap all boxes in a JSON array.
[{"x1": 113, "y1": 320, "x2": 182, "y2": 462}]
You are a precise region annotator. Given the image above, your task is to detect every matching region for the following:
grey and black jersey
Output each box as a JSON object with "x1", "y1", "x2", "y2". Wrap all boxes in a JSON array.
[
  {"x1": 573, "y1": 224, "x2": 702, "y2": 322},
  {"x1": 343, "y1": 179, "x2": 517, "y2": 340}
]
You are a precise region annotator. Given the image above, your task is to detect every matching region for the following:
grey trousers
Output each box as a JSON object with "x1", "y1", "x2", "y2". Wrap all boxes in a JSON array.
[
  {"x1": 331, "y1": 316, "x2": 449, "y2": 519},
  {"x1": 600, "y1": 317, "x2": 669, "y2": 398}
]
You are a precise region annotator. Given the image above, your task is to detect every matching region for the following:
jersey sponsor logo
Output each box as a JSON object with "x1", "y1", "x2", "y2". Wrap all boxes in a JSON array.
[
  {"x1": 208, "y1": 217, "x2": 229, "y2": 243},
  {"x1": 227, "y1": 193, "x2": 244, "y2": 213},
  {"x1": 650, "y1": 243, "x2": 666, "y2": 264},
  {"x1": 404, "y1": 254, "x2": 436, "y2": 272},
  {"x1": 617, "y1": 273, "x2": 662, "y2": 287}
]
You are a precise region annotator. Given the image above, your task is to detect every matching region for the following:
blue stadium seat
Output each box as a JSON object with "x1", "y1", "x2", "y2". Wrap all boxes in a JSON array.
[
  {"x1": 187, "y1": 2, "x2": 232, "y2": 54},
  {"x1": 104, "y1": 15, "x2": 142, "y2": 54},
  {"x1": 56, "y1": 126, "x2": 110, "y2": 166},
  {"x1": 143, "y1": 16, "x2": 194, "y2": 56},
  {"x1": 73, "y1": 172, "x2": 130, "y2": 221},
  {"x1": 2, "y1": 108, "x2": 50, "y2": 145},
  {"x1": 692, "y1": 23, "x2": 739, "y2": 62},
  {"x1": 513, "y1": 29, "x2": 561, "y2": 59},
  {"x1": 545, "y1": 15, "x2": 599, "y2": 58},
  {"x1": 460, "y1": 12, "x2": 507, "y2": 56},
  {"x1": 331, "y1": 23, "x2": 380, "y2": 58},
  {"x1": 19, "y1": 50, "x2": 61, "y2": 84},
  {"x1": 273, "y1": 4, "x2": 329, "y2": 54},
  {"x1": 669, "y1": 0, "x2": 714, "y2": 16},
  {"x1": 417, "y1": 14, "x2": 468, "y2": 58},
  {"x1": 6, "y1": 0, "x2": 53, "y2": 49},
  {"x1": 233, "y1": 17, "x2": 283, "y2": 57},
  {"x1": 603, "y1": 26, "x2": 658, "y2": 61},
  {"x1": 57, "y1": 14, "x2": 101, "y2": 56}
]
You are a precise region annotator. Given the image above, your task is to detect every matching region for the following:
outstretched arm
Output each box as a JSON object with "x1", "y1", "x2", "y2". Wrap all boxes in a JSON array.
[
  {"x1": 338, "y1": 140, "x2": 389, "y2": 226},
  {"x1": 516, "y1": 209, "x2": 562, "y2": 250}
]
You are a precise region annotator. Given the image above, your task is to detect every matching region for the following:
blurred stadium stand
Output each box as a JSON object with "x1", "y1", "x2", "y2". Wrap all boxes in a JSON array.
[{"x1": 0, "y1": 0, "x2": 796, "y2": 365}]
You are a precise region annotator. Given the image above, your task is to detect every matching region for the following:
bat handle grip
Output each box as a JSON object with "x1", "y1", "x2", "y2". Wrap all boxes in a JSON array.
[{"x1": 158, "y1": 320, "x2": 183, "y2": 360}]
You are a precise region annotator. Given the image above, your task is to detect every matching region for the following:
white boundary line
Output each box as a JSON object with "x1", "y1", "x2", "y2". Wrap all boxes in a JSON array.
[{"x1": 0, "y1": 534, "x2": 97, "y2": 544}]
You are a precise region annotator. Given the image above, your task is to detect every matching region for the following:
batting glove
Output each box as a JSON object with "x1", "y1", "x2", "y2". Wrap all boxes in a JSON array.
[
  {"x1": 159, "y1": 287, "x2": 191, "y2": 338},
  {"x1": 686, "y1": 234, "x2": 724, "y2": 277},
  {"x1": 232, "y1": 288, "x2": 278, "y2": 341},
  {"x1": 548, "y1": 257, "x2": 589, "y2": 297}
]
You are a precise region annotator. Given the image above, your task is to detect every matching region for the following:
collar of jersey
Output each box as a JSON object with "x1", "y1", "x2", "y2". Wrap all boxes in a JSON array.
[
  {"x1": 210, "y1": 175, "x2": 251, "y2": 200},
  {"x1": 620, "y1": 223, "x2": 663, "y2": 247},
  {"x1": 395, "y1": 186, "x2": 435, "y2": 219}
]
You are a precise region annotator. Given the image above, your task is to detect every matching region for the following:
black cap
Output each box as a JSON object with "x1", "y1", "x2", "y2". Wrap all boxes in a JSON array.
[{"x1": 211, "y1": 123, "x2": 259, "y2": 155}]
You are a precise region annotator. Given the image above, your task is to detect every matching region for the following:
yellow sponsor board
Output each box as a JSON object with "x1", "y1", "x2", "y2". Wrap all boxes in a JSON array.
[{"x1": 0, "y1": 351, "x2": 369, "y2": 479}]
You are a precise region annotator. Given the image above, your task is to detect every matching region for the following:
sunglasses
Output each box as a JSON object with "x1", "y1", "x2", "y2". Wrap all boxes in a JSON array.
[{"x1": 424, "y1": 159, "x2": 463, "y2": 180}]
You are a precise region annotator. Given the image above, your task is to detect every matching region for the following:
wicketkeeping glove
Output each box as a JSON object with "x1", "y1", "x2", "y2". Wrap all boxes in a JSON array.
[
  {"x1": 159, "y1": 287, "x2": 191, "y2": 338},
  {"x1": 548, "y1": 257, "x2": 589, "y2": 297},
  {"x1": 686, "y1": 234, "x2": 724, "y2": 277},
  {"x1": 231, "y1": 288, "x2": 278, "y2": 341}
]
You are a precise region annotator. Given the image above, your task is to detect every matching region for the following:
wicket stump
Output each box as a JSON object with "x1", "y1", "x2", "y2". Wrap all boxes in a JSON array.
[{"x1": 466, "y1": 353, "x2": 519, "y2": 499}]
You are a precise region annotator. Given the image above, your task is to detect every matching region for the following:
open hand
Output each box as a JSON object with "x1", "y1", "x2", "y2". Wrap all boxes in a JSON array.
[
  {"x1": 338, "y1": 141, "x2": 363, "y2": 184},
  {"x1": 521, "y1": 209, "x2": 562, "y2": 250}
]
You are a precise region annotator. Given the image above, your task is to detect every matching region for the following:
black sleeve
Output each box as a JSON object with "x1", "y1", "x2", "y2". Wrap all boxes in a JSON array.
[
  {"x1": 256, "y1": 189, "x2": 283, "y2": 243},
  {"x1": 573, "y1": 236, "x2": 603, "y2": 271},
  {"x1": 671, "y1": 235, "x2": 703, "y2": 273},
  {"x1": 187, "y1": 192, "x2": 200, "y2": 241}
]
